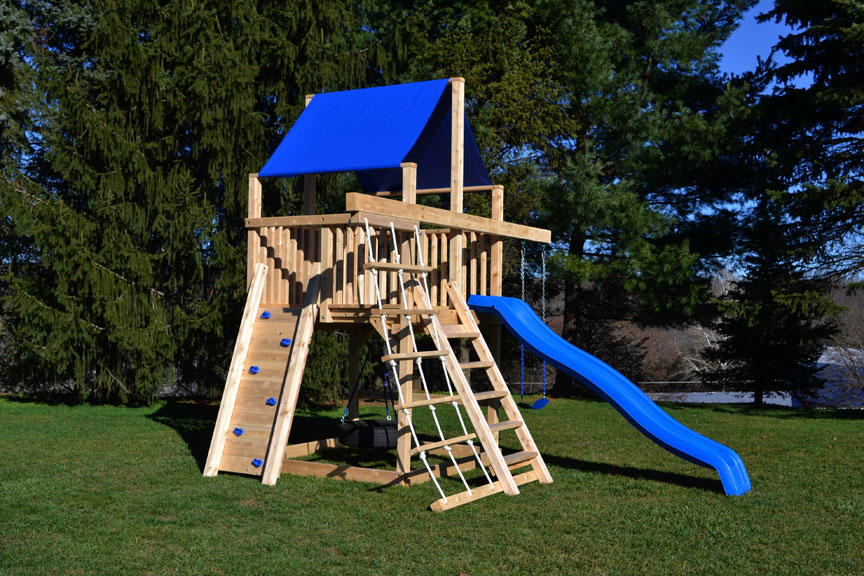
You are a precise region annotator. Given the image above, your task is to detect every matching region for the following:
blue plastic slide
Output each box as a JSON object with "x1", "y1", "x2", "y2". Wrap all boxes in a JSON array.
[{"x1": 468, "y1": 295, "x2": 751, "y2": 496}]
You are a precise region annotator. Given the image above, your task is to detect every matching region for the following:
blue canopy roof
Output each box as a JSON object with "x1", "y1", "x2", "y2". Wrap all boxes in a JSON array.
[{"x1": 258, "y1": 79, "x2": 491, "y2": 192}]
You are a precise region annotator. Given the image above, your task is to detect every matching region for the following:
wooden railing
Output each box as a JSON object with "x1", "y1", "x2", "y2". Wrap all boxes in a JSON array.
[
  {"x1": 247, "y1": 221, "x2": 502, "y2": 310},
  {"x1": 245, "y1": 174, "x2": 549, "y2": 315}
]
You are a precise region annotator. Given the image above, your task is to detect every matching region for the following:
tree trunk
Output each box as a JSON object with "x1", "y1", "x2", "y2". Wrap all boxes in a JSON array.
[
  {"x1": 754, "y1": 389, "x2": 764, "y2": 406},
  {"x1": 553, "y1": 227, "x2": 587, "y2": 397}
]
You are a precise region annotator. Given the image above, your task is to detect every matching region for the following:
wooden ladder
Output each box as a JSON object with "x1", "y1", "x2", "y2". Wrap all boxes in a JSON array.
[{"x1": 396, "y1": 279, "x2": 552, "y2": 512}]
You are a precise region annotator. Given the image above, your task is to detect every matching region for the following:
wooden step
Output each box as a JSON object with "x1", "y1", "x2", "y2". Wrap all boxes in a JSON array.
[
  {"x1": 473, "y1": 390, "x2": 509, "y2": 402},
  {"x1": 381, "y1": 350, "x2": 448, "y2": 363},
  {"x1": 395, "y1": 394, "x2": 461, "y2": 411},
  {"x1": 446, "y1": 331, "x2": 481, "y2": 339},
  {"x1": 430, "y1": 470, "x2": 538, "y2": 513},
  {"x1": 363, "y1": 262, "x2": 434, "y2": 273},
  {"x1": 439, "y1": 324, "x2": 481, "y2": 338},
  {"x1": 459, "y1": 360, "x2": 494, "y2": 370},
  {"x1": 489, "y1": 420, "x2": 523, "y2": 433},
  {"x1": 369, "y1": 308, "x2": 437, "y2": 316},
  {"x1": 410, "y1": 432, "x2": 476, "y2": 456},
  {"x1": 503, "y1": 450, "x2": 538, "y2": 468}
]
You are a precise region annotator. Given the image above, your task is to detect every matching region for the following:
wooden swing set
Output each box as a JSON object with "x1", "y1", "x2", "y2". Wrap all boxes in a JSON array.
[{"x1": 203, "y1": 78, "x2": 553, "y2": 511}]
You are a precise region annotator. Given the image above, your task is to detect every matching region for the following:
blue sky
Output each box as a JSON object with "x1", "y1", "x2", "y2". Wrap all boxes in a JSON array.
[{"x1": 719, "y1": 0, "x2": 795, "y2": 76}]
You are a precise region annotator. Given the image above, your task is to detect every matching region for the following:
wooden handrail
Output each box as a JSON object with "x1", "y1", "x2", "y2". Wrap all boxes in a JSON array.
[
  {"x1": 345, "y1": 193, "x2": 551, "y2": 243},
  {"x1": 246, "y1": 211, "x2": 419, "y2": 232}
]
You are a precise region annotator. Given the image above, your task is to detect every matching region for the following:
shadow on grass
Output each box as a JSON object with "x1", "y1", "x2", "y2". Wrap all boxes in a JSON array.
[
  {"x1": 541, "y1": 452, "x2": 725, "y2": 494},
  {"x1": 146, "y1": 401, "x2": 727, "y2": 496},
  {"x1": 147, "y1": 401, "x2": 347, "y2": 473}
]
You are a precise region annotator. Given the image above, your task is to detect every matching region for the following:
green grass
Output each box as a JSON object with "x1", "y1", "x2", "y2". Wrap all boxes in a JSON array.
[{"x1": 1, "y1": 396, "x2": 862, "y2": 575}]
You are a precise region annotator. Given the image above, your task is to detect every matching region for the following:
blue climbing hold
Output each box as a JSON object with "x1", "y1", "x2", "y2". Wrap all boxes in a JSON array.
[
  {"x1": 233, "y1": 427, "x2": 244, "y2": 436},
  {"x1": 280, "y1": 338, "x2": 292, "y2": 347},
  {"x1": 251, "y1": 458, "x2": 263, "y2": 468},
  {"x1": 260, "y1": 311, "x2": 271, "y2": 319},
  {"x1": 249, "y1": 366, "x2": 260, "y2": 374},
  {"x1": 266, "y1": 397, "x2": 277, "y2": 406}
]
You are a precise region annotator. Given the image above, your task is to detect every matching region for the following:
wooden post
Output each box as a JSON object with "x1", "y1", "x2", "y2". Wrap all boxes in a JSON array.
[
  {"x1": 320, "y1": 226, "x2": 333, "y2": 321},
  {"x1": 401, "y1": 162, "x2": 417, "y2": 204},
  {"x1": 304, "y1": 176, "x2": 316, "y2": 215},
  {"x1": 449, "y1": 78, "x2": 465, "y2": 296},
  {"x1": 304, "y1": 95, "x2": 316, "y2": 216},
  {"x1": 484, "y1": 319, "x2": 502, "y2": 438},
  {"x1": 247, "y1": 174, "x2": 262, "y2": 287},
  {"x1": 348, "y1": 326, "x2": 374, "y2": 420},
  {"x1": 449, "y1": 78, "x2": 465, "y2": 214},
  {"x1": 396, "y1": 315, "x2": 414, "y2": 478},
  {"x1": 490, "y1": 185, "x2": 504, "y2": 296}
]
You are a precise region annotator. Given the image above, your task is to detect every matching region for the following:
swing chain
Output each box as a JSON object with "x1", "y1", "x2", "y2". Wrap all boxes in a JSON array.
[
  {"x1": 520, "y1": 241, "x2": 526, "y2": 400},
  {"x1": 542, "y1": 246, "x2": 547, "y2": 398}
]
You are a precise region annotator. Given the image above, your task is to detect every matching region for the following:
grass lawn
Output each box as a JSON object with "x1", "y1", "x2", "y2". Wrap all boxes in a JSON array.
[{"x1": 1, "y1": 395, "x2": 862, "y2": 575}]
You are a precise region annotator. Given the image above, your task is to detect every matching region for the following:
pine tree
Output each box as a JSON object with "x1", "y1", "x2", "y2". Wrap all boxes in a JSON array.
[
  {"x1": 706, "y1": 199, "x2": 839, "y2": 404},
  {"x1": 757, "y1": 0, "x2": 864, "y2": 278},
  {"x1": 371, "y1": 1, "x2": 755, "y2": 394},
  {"x1": 1, "y1": 1, "x2": 388, "y2": 402}
]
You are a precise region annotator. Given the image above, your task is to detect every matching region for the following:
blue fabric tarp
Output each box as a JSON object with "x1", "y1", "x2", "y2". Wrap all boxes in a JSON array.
[{"x1": 258, "y1": 79, "x2": 491, "y2": 191}]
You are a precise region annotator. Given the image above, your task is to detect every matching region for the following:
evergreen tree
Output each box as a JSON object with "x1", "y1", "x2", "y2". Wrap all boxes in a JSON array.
[
  {"x1": 757, "y1": 1, "x2": 864, "y2": 278},
  {"x1": 706, "y1": 199, "x2": 839, "y2": 404},
  {"x1": 0, "y1": 1, "x2": 387, "y2": 402},
  {"x1": 370, "y1": 0, "x2": 755, "y2": 394}
]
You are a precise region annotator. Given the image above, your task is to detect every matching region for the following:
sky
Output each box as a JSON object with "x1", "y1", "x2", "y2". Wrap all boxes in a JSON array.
[{"x1": 718, "y1": 0, "x2": 796, "y2": 76}]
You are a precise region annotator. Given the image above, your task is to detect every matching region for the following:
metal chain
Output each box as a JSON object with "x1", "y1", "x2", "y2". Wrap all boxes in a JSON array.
[
  {"x1": 520, "y1": 241, "x2": 526, "y2": 400},
  {"x1": 542, "y1": 247, "x2": 547, "y2": 398}
]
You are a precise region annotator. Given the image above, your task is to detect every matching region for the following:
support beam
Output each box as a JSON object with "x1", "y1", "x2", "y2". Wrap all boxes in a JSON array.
[{"x1": 345, "y1": 193, "x2": 550, "y2": 243}]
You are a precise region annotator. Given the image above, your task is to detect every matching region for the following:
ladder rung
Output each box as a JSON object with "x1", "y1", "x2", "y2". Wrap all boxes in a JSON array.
[
  {"x1": 369, "y1": 308, "x2": 437, "y2": 316},
  {"x1": 395, "y1": 394, "x2": 461, "y2": 411},
  {"x1": 459, "y1": 360, "x2": 494, "y2": 370},
  {"x1": 410, "y1": 432, "x2": 476, "y2": 456},
  {"x1": 364, "y1": 262, "x2": 435, "y2": 273},
  {"x1": 489, "y1": 420, "x2": 523, "y2": 433},
  {"x1": 446, "y1": 331, "x2": 481, "y2": 339},
  {"x1": 381, "y1": 350, "x2": 448, "y2": 363},
  {"x1": 503, "y1": 450, "x2": 538, "y2": 468},
  {"x1": 473, "y1": 390, "x2": 509, "y2": 402}
]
